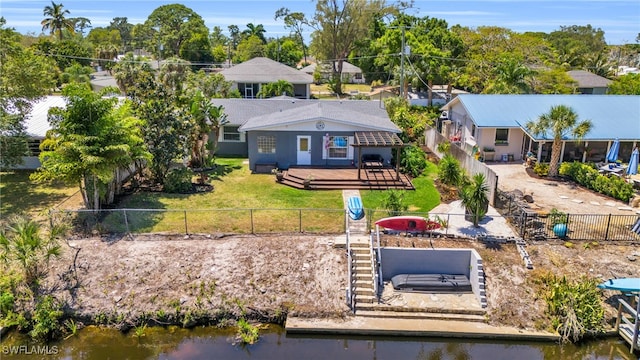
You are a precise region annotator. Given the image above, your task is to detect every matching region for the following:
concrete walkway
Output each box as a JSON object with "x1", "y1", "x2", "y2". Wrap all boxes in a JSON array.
[
  {"x1": 342, "y1": 190, "x2": 368, "y2": 235},
  {"x1": 286, "y1": 316, "x2": 559, "y2": 341}
]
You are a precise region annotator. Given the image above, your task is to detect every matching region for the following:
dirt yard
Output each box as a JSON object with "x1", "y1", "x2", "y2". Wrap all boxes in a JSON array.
[
  {"x1": 487, "y1": 163, "x2": 639, "y2": 215},
  {"x1": 46, "y1": 234, "x2": 349, "y2": 328},
  {"x1": 43, "y1": 231, "x2": 640, "y2": 333}
]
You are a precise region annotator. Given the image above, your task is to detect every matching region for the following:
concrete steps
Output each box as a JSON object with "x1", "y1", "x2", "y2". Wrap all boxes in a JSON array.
[{"x1": 355, "y1": 310, "x2": 486, "y2": 323}]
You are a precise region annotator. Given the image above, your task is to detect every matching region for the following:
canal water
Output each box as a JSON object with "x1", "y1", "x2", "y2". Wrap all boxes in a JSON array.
[{"x1": 1, "y1": 325, "x2": 637, "y2": 359}]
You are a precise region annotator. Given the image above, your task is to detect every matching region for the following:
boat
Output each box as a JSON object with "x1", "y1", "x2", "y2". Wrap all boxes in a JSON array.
[
  {"x1": 374, "y1": 215, "x2": 441, "y2": 232},
  {"x1": 347, "y1": 196, "x2": 364, "y2": 220}
]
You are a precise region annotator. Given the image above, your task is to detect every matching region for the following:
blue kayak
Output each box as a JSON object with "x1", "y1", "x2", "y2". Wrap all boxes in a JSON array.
[
  {"x1": 347, "y1": 196, "x2": 364, "y2": 220},
  {"x1": 597, "y1": 278, "x2": 640, "y2": 293}
]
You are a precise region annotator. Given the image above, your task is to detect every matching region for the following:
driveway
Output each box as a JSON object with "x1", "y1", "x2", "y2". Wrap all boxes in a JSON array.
[{"x1": 486, "y1": 163, "x2": 638, "y2": 215}]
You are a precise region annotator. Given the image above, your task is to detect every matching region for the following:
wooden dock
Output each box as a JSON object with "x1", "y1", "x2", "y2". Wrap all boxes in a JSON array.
[{"x1": 616, "y1": 296, "x2": 640, "y2": 354}]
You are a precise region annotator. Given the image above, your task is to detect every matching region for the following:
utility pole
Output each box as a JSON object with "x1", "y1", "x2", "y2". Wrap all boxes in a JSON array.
[{"x1": 400, "y1": 26, "x2": 405, "y2": 99}]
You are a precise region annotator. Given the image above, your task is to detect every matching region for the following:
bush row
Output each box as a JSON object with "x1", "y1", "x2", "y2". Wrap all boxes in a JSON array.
[{"x1": 559, "y1": 162, "x2": 635, "y2": 202}]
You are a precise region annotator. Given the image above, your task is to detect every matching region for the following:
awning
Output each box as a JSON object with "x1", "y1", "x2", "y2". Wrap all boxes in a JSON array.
[{"x1": 353, "y1": 131, "x2": 404, "y2": 147}]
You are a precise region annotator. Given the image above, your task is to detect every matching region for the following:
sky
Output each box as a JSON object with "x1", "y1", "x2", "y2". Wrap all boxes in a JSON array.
[{"x1": 1, "y1": 0, "x2": 639, "y2": 45}]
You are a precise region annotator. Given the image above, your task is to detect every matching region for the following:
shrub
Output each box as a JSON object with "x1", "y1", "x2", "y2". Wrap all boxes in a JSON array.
[
  {"x1": 400, "y1": 145, "x2": 427, "y2": 177},
  {"x1": 164, "y1": 167, "x2": 194, "y2": 193},
  {"x1": 29, "y1": 295, "x2": 64, "y2": 341},
  {"x1": 236, "y1": 318, "x2": 259, "y2": 344},
  {"x1": 438, "y1": 154, "x2": 463, "y2": 186},
  {"x1": 558, "y1": 162, "x2": 634, "y2": 202},
  {"x1": 533, "y1": 162, "x2": 549, "y2": 176},
  {"x1": 535, "y1": 272, "x2": 605, "y2": 343},
  {"x1": 549, "y1": 208, "x2": 568, "y2": 226},
  {"x1": 382, "y1": 189, "x2": 408, "y2": 216}
]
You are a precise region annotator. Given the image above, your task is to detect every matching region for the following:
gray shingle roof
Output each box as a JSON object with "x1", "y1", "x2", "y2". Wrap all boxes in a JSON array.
[
  {"x1": 211, "y1": 99, "x2": 398, "y2": 132},
  {"x1": 567, "y1": 70, "x2": 612, "y2": 88},
  {"x1": 220, "y1": 57, "x2": 313, "y2": 84}
]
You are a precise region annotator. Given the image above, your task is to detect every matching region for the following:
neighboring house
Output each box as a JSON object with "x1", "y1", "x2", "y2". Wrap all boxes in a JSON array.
[
  {"x1": 440, "y1": 94, "x2": 640, "y2": 164},
  {"x1": 212, "y1": 98, "x2": 400, "y2": 172},
  {"x1": 300, "y1": 61, "x2": 365, "y2": 84},
  {"x1": 10, "y1": 96, "x2": 67, "y2": 169},
  {"x1": 567, "y1": 70, "x2": 612, "y2": 94},
  {"x1": 219, "y1": 57, "x2": 313, "y2": 99}
]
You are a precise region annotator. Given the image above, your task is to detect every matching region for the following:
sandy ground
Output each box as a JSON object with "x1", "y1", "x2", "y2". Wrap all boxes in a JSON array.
[
  {"x1": 487, "y1": 163, "x2": 639, "y2": 215},
  {"x1": 41, "y1": 231, "x2": 640, "y2": 333},
  {"x1": 46, "y1": 234, "x2": 349, "y2": 327}
]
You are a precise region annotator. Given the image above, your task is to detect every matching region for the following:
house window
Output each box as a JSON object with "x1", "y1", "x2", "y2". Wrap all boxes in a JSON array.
[
  {"x1": 354, "y1": 73, "x2": 362, "y2": 80},
  {"x1": 471, "y1": 124, "x2": 476, "y2": 138},
  {"x1": 495, "y1": 128, "x2": 509, "y2": 145},
  {"x1": 223, "y1": 126, "x2": 241, "y2": 141},
  {"x1": 328, "y1": 136, "x2": 348, "y2": 158},
  {"x1": 257, "y1": 136, "x2": 276, "y2": 153}
]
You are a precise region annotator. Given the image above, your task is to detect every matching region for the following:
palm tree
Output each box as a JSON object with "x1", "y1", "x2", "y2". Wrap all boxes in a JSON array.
[
  {"x1": 189, "y1": 92, "x2": 228, "y2": 175},
  {"x1": 256, "y1": 80, "x2": 294, "y2": 98},
  {"x1": 460, "y1": 173, "x2": 489, "y2": 227},
  {"x1": 41, "y1": 1, "x2": 75, "y2": 40},
  {"x1": 0, "y1": 215, "x2": 64, "y2": 289},
  {"x1": 242, "y1": 23, "x2": 266, "y2": 44},
  {"x1": 525, "y1": 105, "x2": 592, "y2": 178}
]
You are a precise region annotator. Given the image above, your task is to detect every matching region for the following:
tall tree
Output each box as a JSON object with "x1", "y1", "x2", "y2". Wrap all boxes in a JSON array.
[
  {"x1": 608, "y1": 73, "x2": 640, "y2": 95},
  {"x1": 547, "y1": 25, "x2": 607, "y2": 69},
  {"x1": 144, "y1": 4, "x2": 210, "y2": 59},
  {"x1": 483, "y1": 54, "x2": 532, "y2": 94},
  {"x1": 525, "y1": 105, "x2": 592, "y2": 178},
  {"x1": 41, "y1": 1, "x2": 75, "y2": 40},
  {"x1": 31, "y1": 85, "x2": 150, "y2": 210},
  {"x1": 188, "y1": 92, "x2": 228, "y2": 172},
  {"x1": 265, "y1": 37, "x2": 303, "y2": 67},
  {"x1": 234, "y1": 35, "x2": 265, "y2": 62},
  {"x1": 275, "y1": 8, "x2": 308, "y2": 63},
  {"x1": 108, "y1": 17, "x2": 133, "y2": 52},
  {"x1": 308, "y1": 0, "x2": 405, "y2": 94},
  {"x1": 242, "y1": 23, "x2": 267, "y2": 44},
  {"x1": 72, "y1": 17, "x2": 91, "y2": 36},
  {"x1": 0, "y1": 19, "x2": 57, "y2": 168}
]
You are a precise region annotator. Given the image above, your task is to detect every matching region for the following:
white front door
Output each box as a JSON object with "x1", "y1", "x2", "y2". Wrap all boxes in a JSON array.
[{"x1": 297, "y1": 136, "x2": 311, "y2": 165}]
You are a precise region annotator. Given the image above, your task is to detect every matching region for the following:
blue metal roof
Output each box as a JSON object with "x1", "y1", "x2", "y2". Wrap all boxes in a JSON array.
[{"x1": 448, "y1": 94, "x2": 640, "y2": 141}]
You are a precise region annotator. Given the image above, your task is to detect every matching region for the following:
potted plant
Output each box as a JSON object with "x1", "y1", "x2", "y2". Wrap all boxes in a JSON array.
[
  {"x1": 460, "y1": 173, "x2": 489, "y2": 227},
  {"x1": 482, "y1": 147, "x2": 495, "y2": 162},
  {"x1": 272, "y1": 168, "x2": 284, "y2": 182},
  {"x1": 303, "y1": 175, "x2": 313, "y2": 189}
]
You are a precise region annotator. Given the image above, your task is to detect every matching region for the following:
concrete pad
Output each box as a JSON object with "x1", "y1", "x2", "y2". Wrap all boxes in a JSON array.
[
  {"x1": 286, "y1": 316, "x2": 560, "y2": 341},
  {"x1": 559, "y1": 196, "x2": 569, "y2": 199},
  {"x1": 605, "y1": 202, "x2": 617, "y2": 207},
  {"x1": 618, "y1": 207, "x2": 634, "y2": 211},
  {"x1": 571, "y1": 199, "x2": 583, "y2": 204},
  {"x1": 590, "y1": 201, "x2": 600, "y2": 206}
]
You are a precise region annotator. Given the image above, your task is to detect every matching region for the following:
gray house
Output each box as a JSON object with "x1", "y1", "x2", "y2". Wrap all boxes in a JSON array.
[
  {"x1": 219, "y1": 57, "x2": 313, "y2": 99},
  {"x1": 212, "y1": 98, "x2": 400, "y2": 172},
  {"x1": 567, "y1": 70, "x2": 612, "y2": 94}
]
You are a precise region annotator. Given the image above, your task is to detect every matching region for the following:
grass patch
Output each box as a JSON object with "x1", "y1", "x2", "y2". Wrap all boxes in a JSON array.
[
  {"x1": 361, "y1": 161, "x2": 440, "y2": 220},
  {"x1": 0, "y1": 170, "x2": 81, "y2": 217},
  {"x1": 103, "y1": 158, "x2": 346, "y2": 233}
]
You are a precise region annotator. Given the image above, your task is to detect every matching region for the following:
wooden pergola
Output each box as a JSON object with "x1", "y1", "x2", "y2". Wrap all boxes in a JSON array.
[{"x1": 353, "y1": 131, "x2": 405, "y2": 180}]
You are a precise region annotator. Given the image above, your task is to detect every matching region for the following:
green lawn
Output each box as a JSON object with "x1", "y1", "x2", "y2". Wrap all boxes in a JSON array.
[
  {"x1": 0, "y1": 170, "x2": 81, "y2": 217},
  {"x1": 1, "y1": 158, "x2": 442, "y2": 233}
]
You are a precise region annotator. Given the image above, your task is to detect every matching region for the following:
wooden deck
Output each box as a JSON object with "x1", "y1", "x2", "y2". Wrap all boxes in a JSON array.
[{"x1": 280, "y1": 167, "x2": 414, "y2": 190}]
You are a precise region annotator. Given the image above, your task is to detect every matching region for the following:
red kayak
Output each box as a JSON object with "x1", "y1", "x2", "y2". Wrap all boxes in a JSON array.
[{"x1": 375, "y1": 216, "x2": 441, "y2": 232}]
